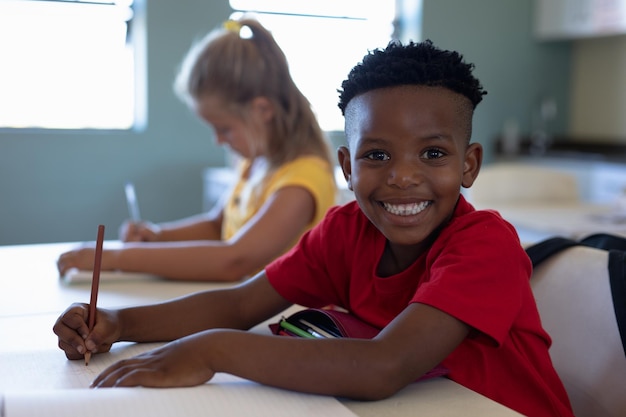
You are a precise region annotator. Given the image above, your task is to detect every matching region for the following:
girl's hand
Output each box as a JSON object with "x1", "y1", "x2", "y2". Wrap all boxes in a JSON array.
[
  {"x1": 52, "y1": 303, "x2": 118, "y2": 360},
  {"x1": 119, "y1": 221, "x2": 161, "y2": 242},
  {"x1": 57, "y1": 247, "x2": 117, "y2": 276},
  {"x1": 91, "y1": 334, "x2": 214, "y2": 388}
]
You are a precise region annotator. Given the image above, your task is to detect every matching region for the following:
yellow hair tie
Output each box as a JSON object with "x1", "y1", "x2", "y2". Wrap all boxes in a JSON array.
[{"x1": 223, "y1": 20, "x2": 242, "y2": 34}]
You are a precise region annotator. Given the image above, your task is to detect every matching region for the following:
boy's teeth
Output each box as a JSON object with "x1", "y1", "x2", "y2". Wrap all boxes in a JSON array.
[{"x1": 383, "y1": 201, "x2": 430, "y2": 216}]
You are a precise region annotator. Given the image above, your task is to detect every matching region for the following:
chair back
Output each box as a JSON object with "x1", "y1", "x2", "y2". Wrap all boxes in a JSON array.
[
  {"x1": 531, "y1": 245, "x2": 626, "y2": 417},
  {"x1": 468, "y1": 163, "x2": 580, "y2": 207}
]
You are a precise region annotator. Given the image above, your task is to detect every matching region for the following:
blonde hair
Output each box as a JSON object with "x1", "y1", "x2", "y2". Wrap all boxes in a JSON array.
[{"x1": 174, "y1": 18, "x2": 333, "y2": 169}]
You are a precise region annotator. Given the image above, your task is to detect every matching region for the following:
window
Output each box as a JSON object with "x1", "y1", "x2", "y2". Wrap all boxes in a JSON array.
[
  {"x1": 0, "y1": 0, "x2": 145, "y2": 130},
  {"x1": 230, "y1": 0, "x2": 396, "y2": 132}
]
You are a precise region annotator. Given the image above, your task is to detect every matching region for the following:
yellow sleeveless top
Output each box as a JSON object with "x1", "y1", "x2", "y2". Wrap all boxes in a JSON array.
[{"x1": 222, "y1": 155, "x2": 337, "y2": 245}]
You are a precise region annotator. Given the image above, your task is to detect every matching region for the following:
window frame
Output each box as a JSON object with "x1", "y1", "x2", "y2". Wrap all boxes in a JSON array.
[
  {"x1": 0, "y1": 0, "x2": 147, "y2": 133},
  {"x1": 229, "y1": 0, "x2": 397, "y2": 132}
]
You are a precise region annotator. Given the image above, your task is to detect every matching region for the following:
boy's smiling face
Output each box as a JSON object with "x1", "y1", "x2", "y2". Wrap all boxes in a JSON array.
[{"x1": 338, "y1": 85, "x2": 482, "y2": 252}]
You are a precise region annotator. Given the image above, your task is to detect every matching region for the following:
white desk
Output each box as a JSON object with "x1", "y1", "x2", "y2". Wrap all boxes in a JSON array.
[
  {"x1": 0, "y1": 242, "x2": 224, "y2": 317},
  {"x1": 0, "y1": 242, "x2": 521, "y2": 416}
]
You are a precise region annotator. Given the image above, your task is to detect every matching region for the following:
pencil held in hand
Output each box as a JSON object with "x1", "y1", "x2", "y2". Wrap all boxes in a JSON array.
[
  {"x1": 85, "y1": 224, "x2": 105, "y2": 366},
  {"x1": 125, "y1": 182, "x2": 141, "y2": 222}
]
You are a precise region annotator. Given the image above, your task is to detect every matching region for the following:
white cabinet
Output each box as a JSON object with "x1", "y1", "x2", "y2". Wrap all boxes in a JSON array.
[{"x1": 534, "y1": 0, "x2": 626, "y2": 40}]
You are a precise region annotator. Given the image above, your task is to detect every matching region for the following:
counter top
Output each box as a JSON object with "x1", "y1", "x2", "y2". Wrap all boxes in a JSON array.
[{"x1": 495, "y1": 136, "x2": 626, "y2": 163}]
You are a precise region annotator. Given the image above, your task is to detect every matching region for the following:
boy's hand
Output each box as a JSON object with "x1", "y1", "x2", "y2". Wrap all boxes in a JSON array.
[
  {"x1": 52, "y1": 303, "x2": 117, "y2": 360},
  {"x1": 91, "y1": 333, "x2": 214, "y2": 388}
]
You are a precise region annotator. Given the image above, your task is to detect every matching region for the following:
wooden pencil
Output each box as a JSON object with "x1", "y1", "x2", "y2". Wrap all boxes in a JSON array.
[{"x1": 85, "y1": 224, "x2": 105, "y2": 366}]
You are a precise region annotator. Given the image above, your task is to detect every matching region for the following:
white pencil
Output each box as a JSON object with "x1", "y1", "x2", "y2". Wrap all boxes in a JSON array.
[{"x1": 124, "y1": 182, "x2": 141, "y2": 222}]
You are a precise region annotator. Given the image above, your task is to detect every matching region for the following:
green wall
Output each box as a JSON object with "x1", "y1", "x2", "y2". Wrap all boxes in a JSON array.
[
  {"x1": 0, "y1": 1, "x2": 233, "y2": 245},
  {"x1": 421, "y1": 0, "x2": 571, "y2": 162},
  {"x1": 0, "y1": 0, "x2": 571, "y2": 245}
]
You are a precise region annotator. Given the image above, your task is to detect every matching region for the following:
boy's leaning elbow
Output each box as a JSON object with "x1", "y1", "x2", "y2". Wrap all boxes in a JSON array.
[
  {"x1": 348, "y1": 362, "x2": 415, "y2": 401},
  {"x1": 357, "y1": 386, "x2": 402, "y2": 402},
  {"x1": 347, "y1": 379, "x2": 405, "y2": 401}
]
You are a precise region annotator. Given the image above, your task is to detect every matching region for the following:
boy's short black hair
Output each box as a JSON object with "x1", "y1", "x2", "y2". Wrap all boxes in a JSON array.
[{"x1": 337, "y1": 39, "x2": 487, "y2": 115}]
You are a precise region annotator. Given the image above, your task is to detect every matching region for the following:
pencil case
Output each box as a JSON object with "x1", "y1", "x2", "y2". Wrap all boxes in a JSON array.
[
  {"x1": 269, "y1": 307, "x2": 450, "y2": 381},
  {"x1": 269, "y1": 308, "x2": 380, "y2": 339}
]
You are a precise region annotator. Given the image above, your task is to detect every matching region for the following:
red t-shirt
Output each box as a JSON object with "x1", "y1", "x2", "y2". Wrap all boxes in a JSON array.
[{"x1": 266, "y1": 195, "x2": 574, "y2": 417}]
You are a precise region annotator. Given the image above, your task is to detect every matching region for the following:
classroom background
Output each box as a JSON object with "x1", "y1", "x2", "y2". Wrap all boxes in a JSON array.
[{"x1": 2, "y1": 0, "x2": 624, "y2": 245}]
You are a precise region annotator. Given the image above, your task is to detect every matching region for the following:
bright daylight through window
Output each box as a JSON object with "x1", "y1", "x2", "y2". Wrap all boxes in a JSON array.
[
  {"x1": 230, "y1": 0, "x2": 396, "y2": 132},
  {"x1": 0, "y1": 0, "x2": 144, "y2": 130}
]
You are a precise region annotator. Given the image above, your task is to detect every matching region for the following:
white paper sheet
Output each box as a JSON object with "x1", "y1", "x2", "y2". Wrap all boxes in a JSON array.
[
  {"x1": 0, "y1": 342, "x2": 357, "y2": 417},
  {"x1": 62, "y1": 268, "x2": 159, "y2": 284},
  {"x1": 3, "y1": 385, "x2": 358, "y2": 417}
]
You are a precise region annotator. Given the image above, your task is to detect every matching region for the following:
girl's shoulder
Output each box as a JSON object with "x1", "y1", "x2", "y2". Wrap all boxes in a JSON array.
[{"x1": 268, "y1": 155, "x2": 335, "y2": 187}]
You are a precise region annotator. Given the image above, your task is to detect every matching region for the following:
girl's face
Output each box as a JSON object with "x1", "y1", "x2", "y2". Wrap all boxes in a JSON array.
[
  {"x1": 194, "y1": 96, "x2": 271, "y2": 159},
  {"x1": 338, "y1": 86, "x2": 482, "y2": 253}
]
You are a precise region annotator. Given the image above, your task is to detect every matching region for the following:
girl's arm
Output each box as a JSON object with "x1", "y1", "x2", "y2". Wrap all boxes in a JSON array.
[
  {"x1": 58, "y1": 186, "x2": 315, "y2": 281},
  {"x1": 152, "y1": 210, "x2": 223, "y2": 242},
  {"x1": 120, "y1": 197, "x2": 224, "y2": 242},
  {"x1": 91, "y1": 301, "x2": 470, "y2": 400}
]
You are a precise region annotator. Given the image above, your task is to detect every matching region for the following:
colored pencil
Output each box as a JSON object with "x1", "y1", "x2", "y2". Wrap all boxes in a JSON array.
[{"x1": 85, "y1": 224, "x2": 105, "y2": 366}]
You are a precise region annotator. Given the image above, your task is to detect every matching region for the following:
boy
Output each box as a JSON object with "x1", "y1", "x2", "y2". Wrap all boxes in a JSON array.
[{"x1": 53, "y1": 40, "x2": 574, "y2": 417}]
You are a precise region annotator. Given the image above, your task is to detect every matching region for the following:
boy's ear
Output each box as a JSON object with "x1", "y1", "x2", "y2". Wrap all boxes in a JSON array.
[
  {"x1": 250, "y1": 96, "x2": 274, "y2": 123},
  {"x1": 337, "y1": 146, "x2": 353, "y2": 191},
  {"x1": 461, "y1": 142, "x2": 483, "y2": 189}
]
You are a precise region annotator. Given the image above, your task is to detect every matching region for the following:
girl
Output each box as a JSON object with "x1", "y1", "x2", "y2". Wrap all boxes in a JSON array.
[{"x1": 57, "y1": 18, "x2": 337, "y2": 282}]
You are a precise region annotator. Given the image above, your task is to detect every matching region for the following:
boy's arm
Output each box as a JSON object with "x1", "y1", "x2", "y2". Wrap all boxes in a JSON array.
[
  {"x1": 207, "y1": 302, "x2": 470, "y2": 400},
  {"x1": 116, "y1": 272, "x2": 292, "y2": 341},
  {"x1": 92, "y1": 302, "x2": 470, "y2": 400},
  {"x1": 55, "y1": 272, "x2": 292, "y2": 360}
]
